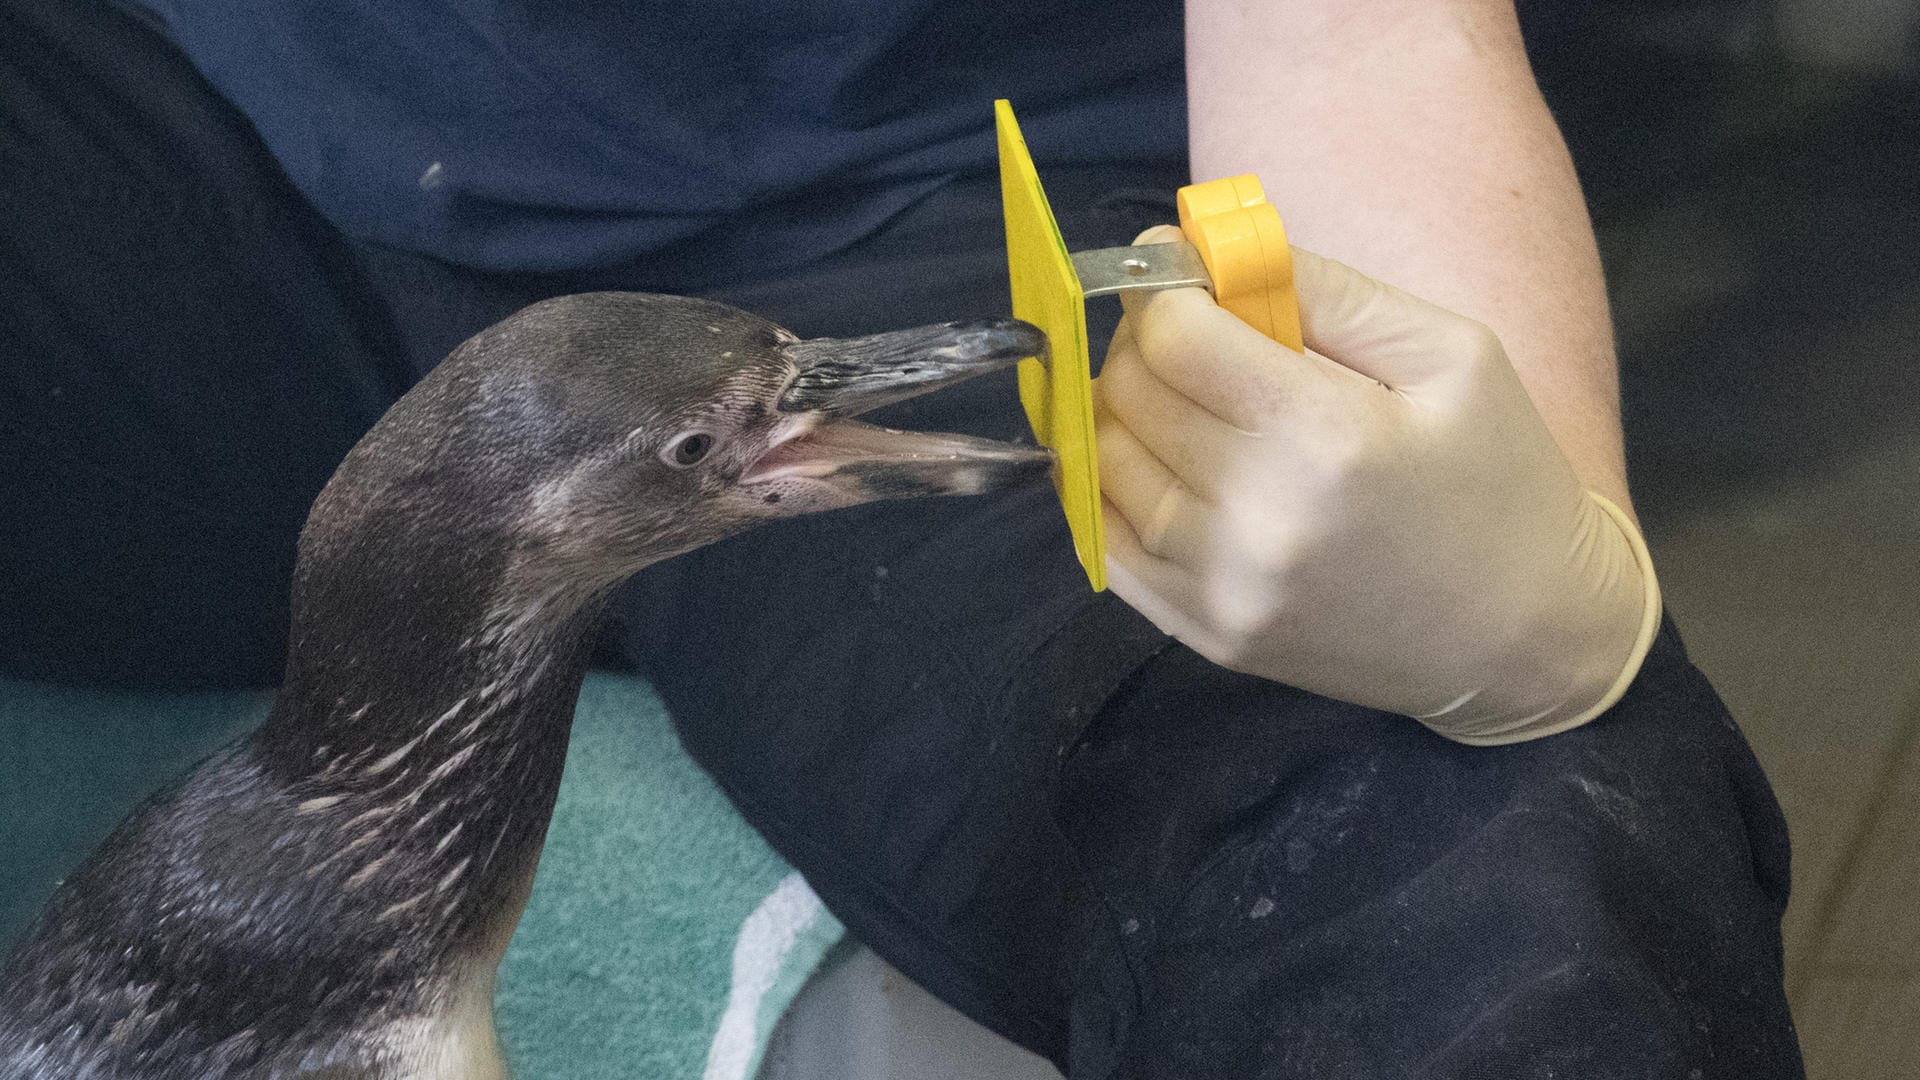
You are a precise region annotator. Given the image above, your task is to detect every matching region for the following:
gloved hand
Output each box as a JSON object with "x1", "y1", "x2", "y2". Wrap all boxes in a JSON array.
[{"x1": 1093, "y1": 226, "x2": 1661, "y2": 744}]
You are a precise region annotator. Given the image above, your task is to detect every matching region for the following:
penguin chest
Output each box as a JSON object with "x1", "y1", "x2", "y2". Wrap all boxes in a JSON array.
[
  {"x1": 376, "y1": 983, "x2": 506, "y2": 1080},
  {"x1": 371, "y1": 861, "x2": 536, "y2": 1080}
]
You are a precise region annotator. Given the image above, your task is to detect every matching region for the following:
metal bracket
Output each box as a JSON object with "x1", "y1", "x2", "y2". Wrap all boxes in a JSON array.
[{"x1": 1070, "y1": 242, "x2": 1212, "y2": 298}]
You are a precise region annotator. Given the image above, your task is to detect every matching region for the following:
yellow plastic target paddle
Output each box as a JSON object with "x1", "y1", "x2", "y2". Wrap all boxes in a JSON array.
[{"x1": 995, "y1": 99, "x2": 1303, "y2": 591}]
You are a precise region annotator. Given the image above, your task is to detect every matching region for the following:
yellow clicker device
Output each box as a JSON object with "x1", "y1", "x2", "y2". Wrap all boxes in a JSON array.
[{"x1": 995, "y1": 99, "x2": 1304, "y2": 591}]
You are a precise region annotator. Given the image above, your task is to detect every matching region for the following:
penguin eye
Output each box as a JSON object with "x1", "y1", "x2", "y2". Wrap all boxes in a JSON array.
[{"x1": 663, "y1": 431, "x2": 716, "y2": 468}]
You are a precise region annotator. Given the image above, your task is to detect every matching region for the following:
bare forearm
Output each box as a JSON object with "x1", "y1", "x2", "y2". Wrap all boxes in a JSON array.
[{"x1": 1187, "y1": 0, "x2": 1631, "y2": 510}]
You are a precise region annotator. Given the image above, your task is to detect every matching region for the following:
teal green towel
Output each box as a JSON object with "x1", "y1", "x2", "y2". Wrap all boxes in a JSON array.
[
  {"x1": 0, "y1": 674, "x2": 841, "y2": 1079},
  {"x1": 497, "y1": 674, "x2": 844, "y2": 1079},
  {"x1": 0, "y1": 680, "x2": 270, "y2": 946}
]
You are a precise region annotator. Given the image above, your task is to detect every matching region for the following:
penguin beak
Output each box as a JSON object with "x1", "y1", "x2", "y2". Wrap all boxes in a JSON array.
[
  {"x1": 775, "y1": 317, "x2": 1046, "y2": 418},
  {"x1": 744, "y1": 317, "x2": 1053, "y2": 500}
]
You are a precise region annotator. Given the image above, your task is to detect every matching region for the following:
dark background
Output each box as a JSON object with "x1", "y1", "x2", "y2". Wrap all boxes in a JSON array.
[{"x1": 1541, "y1": 1, "x2": 1915, "y2": 1075}]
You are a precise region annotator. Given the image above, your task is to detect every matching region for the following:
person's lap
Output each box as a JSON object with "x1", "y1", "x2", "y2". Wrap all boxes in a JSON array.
[
  {"x1": 1054, "y1": 637, "x2": 1800, "y2": 1077},
  {"x1": 2, "y1": 2, "x2": 1804, "y2": 1076}
]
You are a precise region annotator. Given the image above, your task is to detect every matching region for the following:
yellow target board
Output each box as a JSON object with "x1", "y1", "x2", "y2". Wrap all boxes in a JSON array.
[{"x1": 995, "y1": 100, "x2": 1105, "y2": 590}]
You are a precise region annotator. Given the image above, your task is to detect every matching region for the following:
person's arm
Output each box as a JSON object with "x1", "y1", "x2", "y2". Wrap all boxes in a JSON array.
[
  {"x1": 1088, "y1": 0, "x2": 1661, "y2": 742},
  {"x1": 1186, "y1": 0, "x2": 1631, "y2": 514}
]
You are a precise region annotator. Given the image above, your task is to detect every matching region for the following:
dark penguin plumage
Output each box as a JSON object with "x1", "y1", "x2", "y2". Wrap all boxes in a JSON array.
[{"x1": 0, "y1": 293, "x2": 1049, "y2": 1079}]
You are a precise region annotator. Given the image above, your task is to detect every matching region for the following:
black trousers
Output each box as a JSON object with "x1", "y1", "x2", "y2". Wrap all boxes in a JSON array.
[{"x1": 1, "y1": 1, "x2": 1805, "y2": 1075}]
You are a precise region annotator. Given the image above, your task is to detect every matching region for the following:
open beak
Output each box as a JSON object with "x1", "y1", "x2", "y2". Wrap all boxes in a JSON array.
[{"x1": 744, "y1": 317, "x2": 1053, "y2": 501}]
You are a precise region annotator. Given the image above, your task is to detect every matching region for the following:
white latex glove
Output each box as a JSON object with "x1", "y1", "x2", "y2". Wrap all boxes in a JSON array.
[{"x1": 1093, "y1": 227, "x2": 1661, "y2": 744}]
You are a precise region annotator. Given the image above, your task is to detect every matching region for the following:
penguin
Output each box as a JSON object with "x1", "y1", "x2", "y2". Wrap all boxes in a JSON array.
[{"x1": 0, "y1": 293, "x2": 1050, "y2": 1080}]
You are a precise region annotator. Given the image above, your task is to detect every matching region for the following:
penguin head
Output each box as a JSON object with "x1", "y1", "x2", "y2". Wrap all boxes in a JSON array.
[{"x1": 322, "y1": 292, "x2": 1051, "y2": 591}]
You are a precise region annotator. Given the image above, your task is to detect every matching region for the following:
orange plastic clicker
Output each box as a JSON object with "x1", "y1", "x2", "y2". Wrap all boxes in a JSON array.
[
  {"x1": 1174, "y1": 175, "x2": 1304, "y2": 351},
  {"x1": 995, "y1": 99, "x2": 1303, "y2": 590}
]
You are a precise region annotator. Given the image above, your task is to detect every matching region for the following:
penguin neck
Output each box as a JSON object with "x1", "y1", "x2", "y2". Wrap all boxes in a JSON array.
[
  {"x1": 260, "y1": 584, "x2": 605, "y2": 784},
  {"x1": 252, "y1": 515, "x2": 614, "y2": 942},
  {"x1": 260, "y1": 514, "x2": 610, "y2": 773}
]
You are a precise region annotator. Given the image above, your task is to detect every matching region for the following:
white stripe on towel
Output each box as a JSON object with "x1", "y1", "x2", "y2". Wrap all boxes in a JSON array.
[{"x1": 702, "y1": 871, "x2": 827, "y2": 1080}]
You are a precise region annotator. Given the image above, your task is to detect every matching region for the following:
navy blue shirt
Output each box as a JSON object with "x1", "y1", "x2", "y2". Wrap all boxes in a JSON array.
[{"x1": 130, "y1": 0, "x2": 1185, "y2": 279}]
